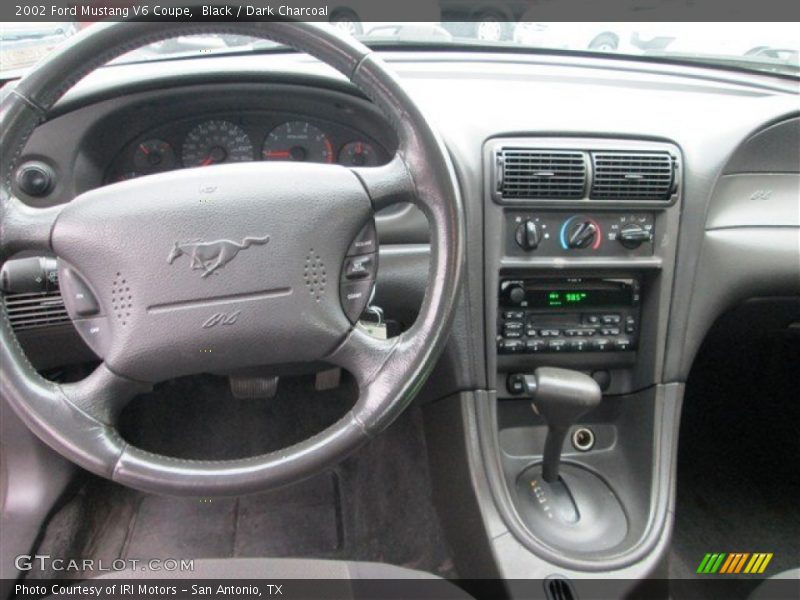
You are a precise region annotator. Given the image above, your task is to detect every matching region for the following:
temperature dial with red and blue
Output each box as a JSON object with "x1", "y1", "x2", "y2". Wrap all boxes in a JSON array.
[{"x1": 560, "y1": 216, "x2": 602, "y2": 251}]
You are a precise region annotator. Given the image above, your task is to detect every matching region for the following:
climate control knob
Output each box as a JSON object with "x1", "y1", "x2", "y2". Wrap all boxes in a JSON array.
[
  {"x1": 617, "y1": 224, "x2": 653, "y2": 249},
  {"x1": 566, "y1": 220, "x2": 599, "y2": 249},
  {"x1": 515, "y1": 219, "x2": 541, "y2": 251}
]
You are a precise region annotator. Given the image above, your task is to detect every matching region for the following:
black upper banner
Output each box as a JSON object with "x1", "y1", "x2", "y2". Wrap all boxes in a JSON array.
[{"x1": 2, "y1": 0, "x2": 800, "y2": 23}]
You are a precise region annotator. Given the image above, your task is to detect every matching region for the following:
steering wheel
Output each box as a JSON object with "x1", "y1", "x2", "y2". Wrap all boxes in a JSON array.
[{"x1": 0, "y1": 22, "x2": 464, "y2": 496}]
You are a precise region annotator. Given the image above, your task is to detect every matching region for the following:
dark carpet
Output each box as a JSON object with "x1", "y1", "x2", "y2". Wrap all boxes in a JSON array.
[
  {"x1": 670, "y1": 302, "x2": 800, "y2": 599},
  {"x1": 27, "y1": 374, "x2": 456, "y2": 580}
]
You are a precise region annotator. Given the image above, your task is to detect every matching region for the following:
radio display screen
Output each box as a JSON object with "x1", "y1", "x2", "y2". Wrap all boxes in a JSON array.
[{"x1": 526, "y1": 287, "x2": 633, "y2": 308}]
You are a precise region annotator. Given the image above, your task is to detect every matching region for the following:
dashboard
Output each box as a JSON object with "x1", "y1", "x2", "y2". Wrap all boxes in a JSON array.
[
  {"x1": 1, "y1": 47, "x2": 798, "y2": 586},
  {"x1": 8, "y1": 81, "x2": 398, "y2": 207}
]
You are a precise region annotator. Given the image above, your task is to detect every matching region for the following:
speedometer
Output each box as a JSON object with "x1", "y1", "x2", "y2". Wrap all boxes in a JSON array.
[
  {"x1": 181, "y1": 120, "x2": 254, "y2": 167},
  {"x1": 262, "y1": 121, "x2": 334, "y2": 164}
]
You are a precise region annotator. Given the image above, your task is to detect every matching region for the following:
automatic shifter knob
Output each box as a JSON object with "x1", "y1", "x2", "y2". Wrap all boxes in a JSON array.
[{"x1": 519, "y1": 367, "x2": 601, "y2": 482}]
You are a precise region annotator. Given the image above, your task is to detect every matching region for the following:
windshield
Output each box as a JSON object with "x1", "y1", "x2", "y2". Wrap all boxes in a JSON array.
[{"x1": 1, "y1": 21, "x2": 798, "y2": 78}]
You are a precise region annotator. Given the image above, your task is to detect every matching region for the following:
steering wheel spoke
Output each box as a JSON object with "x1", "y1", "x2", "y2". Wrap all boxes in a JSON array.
[
  {"x1": 61, "y1": 363, "x2": 152, "y2": 426},
  {"x1": 326, "y1": 325, "x2": 400, "y2": 389},
  {"x1": 351, "y1": 154, "x2": 416, "y2": 212},
  {"x1": 0, "y1": 192, "x2": 61, "y2": 259}
]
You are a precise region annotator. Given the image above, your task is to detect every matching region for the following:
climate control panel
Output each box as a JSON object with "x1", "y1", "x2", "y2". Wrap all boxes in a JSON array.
[{"x1": 506, "y1": 211, "x2": 655, "y2": 257}]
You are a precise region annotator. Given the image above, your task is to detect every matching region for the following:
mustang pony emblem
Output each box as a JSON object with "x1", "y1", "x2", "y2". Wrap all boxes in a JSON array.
[{"x1": 167, "y1": 235, "x2": 270, "y2": 277}]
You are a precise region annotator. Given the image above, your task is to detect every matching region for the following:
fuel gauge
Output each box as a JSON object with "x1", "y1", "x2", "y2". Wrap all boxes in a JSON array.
[
  {"x1": 339, "y1": 141, "x2": 378, "y2": 167},
  {"x1": 133, "y1": 139, "x2": 177, "y2": 173}
]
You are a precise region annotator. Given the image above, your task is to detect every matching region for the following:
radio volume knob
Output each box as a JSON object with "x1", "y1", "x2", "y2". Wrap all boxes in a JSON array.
[
  {"x1": 566, "y1": 220, "x2": 598, "y2": 249},
  {"x1": 515, "y1": 219, "x2": 541, "y2": 251},
  {"x1": 508, "y1": 284, "x2": 526, "y2": 305}
]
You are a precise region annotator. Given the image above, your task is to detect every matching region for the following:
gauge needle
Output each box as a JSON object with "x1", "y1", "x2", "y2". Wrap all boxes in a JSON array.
[
  {"x1": 139, "y1": 144, "x2": 150, "y2": 155},
  {"x1": 200, "y1": 156, "x2": 215, "y2": 166},
  {"x1": 264, "y1": 150, "x2": 291, "y2": 158}
]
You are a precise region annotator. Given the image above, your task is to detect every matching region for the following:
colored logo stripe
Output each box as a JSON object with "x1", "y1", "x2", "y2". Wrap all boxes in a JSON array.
[
  {"x1": 744, "y1": 553, "x2": 774, "y2": 574},
  {"x1": 720, "y1": 553, "x2": 749, "y2": 573},
  {"x1": 697, "y1": 553, "x2": 774, "y2": 574},
  {"x1": 697, "y1": 553, "x2": 726, "y2": 573}
]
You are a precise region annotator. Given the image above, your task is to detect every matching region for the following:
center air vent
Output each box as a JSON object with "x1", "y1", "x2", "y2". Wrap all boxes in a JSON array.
[
  {"x1": 4, "y1": 290, "x2": 69, "y2": 331},
  {"x1": 498, "y1": 149, "x2": 586, "y2": 199},
  {"x1": 590, "y1": 151, "x2": 675, "y2": 200}
]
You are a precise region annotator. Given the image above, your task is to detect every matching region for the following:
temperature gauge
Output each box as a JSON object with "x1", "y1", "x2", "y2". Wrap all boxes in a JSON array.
[{"x1": 338, "y1": 141, "x2": 378, "y2": 166}]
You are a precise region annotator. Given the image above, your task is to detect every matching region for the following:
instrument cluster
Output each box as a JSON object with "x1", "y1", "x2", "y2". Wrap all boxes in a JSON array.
[{"x1": 106, "y1": 113, "x2": 388, "y2": 183}]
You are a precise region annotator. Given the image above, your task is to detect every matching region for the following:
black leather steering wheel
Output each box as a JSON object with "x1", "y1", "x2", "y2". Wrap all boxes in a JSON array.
[{"x1": 0, "y1": 22, "x2": 464, "y2": 496}]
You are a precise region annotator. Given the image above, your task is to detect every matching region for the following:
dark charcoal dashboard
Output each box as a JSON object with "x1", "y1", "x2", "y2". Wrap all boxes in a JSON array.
[
  {"x1": 10, "y1": 82, "x2": 398, "y2": 208},
  {"x1": 1, "y1": 49, "x2": 798, "y2": 586}
]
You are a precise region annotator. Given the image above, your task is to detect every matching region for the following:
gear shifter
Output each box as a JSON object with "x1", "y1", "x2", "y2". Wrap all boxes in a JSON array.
[
  {"x1": 515, "y1": 367, "x2": 602, "y2": 481},
  {"x1": 508, "y1": 368, "x2": 628, "y2": 551}
]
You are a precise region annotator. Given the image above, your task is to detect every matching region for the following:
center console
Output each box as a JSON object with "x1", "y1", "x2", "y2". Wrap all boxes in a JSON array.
[{"x1": 480, "y1": 137, "x2": 683, "y2": 567}]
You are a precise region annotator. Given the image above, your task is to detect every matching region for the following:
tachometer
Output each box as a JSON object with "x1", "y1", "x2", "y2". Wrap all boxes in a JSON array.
[
  {"x1": 182, "y1": 120, "x2": 254, "y2": 167},
  {"x1": 262, "y1": 121, "x2": 334, "y2": 164}
]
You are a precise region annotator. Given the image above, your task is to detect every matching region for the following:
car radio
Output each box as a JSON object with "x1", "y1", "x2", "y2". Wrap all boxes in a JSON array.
[{"x1": 497, "y1": 277, "x2": 640, "y2": 354}]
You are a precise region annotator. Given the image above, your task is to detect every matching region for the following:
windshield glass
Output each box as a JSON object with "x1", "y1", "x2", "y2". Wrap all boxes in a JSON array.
[{"x1": 1, "y1": 21, "x2": 798, "y2": 78}]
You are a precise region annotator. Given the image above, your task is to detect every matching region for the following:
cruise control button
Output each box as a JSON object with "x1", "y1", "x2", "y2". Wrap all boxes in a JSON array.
[
  {"x1": 73, "y1": 317, "x2": 111, "y2": 357},
  {"x1": 343, "y1": 254, "x2": 376, "y2": 280},
  {"x1": 340, "y1": 280, "x2": 374, "y2": 323},
  {"x1": 346, "y1": 221, "x2": 378, "y2": 256},
  {"x1": 60, "y1": 267, "x2": 100, "y2": 317}
]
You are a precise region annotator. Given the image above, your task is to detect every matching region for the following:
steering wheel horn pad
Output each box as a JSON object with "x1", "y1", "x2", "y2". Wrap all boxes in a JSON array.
[
  {"x1": 0, "y1": 22, "x2": 464, "y2": 496},
  {"x1": 54, "y1": 162, "x2": 372, "y2": 382}
]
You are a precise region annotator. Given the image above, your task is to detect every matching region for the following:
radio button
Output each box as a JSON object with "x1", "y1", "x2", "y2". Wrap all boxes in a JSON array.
[
  {"x1": 601, "y1": 314, "x2": 622, "y2": 324},
  {"x1": 593, "y1": 339, "x2": 612, "y2": 352},
  {"x1": 548, "y1": 340, "x2": 568, "y2": 352},
  {"x1": 570, "y1": 340, "x2": 589, "y2": 352},
  {"x1": 624, "y1": 316, "x2": 637, "y2": 334},
  {"x1": 600, "y1": 327, "x2": 621, "y2": 336},
  {"x1": 615, "y1": 338, "x2": 633, "y2": 351},
  {"x1": 584, "y1": 314, "x2": 601, "y2": 325},
  {"x1": 526, "y1": 340, "x2": 545, "y2": 353},
  {"x1": 504, "y1": 311, "x2": 525, "y2": 320},
  {"x1": 504, "y1": 321, "x2": 523, "y2": 330},
  {"x1": 525, "y1": 327, "x2": 538, "y2": 337},
  {"x1": 539, "y1": 329, "x2": 561, "y2": 337},
  {"x1": 503, "y1": 328, "x2": 522, "y2": 338},
  {"x1": 498, "y1": 339, "x2": 524, "y2": 353}
]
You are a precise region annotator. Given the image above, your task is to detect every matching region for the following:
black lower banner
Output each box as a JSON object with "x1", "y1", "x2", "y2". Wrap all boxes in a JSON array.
[{"x1": 6, "y1": 578, "x2": 800, "y2": 600}]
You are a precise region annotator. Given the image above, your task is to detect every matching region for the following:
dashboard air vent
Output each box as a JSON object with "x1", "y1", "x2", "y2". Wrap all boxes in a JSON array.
[
  {"x1": 498, "y1": 149, "x2": 586, "y2": 199},
  {"x1": 590, "y1": 151, "x2": 675, "y2": 200},
  {"x1": 4, "y1": 290, "x2": 69, "y2": 331}
]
